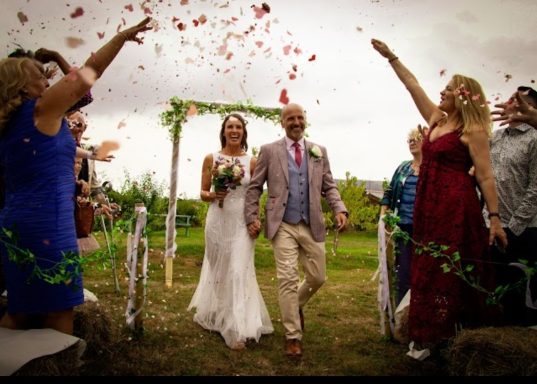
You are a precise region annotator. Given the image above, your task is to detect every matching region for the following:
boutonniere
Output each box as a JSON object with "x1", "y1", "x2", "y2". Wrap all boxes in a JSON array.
[{"x1": 308, "y1": 145, "x2": 323, "y2": 161}]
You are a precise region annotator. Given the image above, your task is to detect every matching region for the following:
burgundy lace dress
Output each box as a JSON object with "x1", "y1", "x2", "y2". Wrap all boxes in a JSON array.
[{"x1": 409, "y1": 125, "x2": 495, "y2": 344}]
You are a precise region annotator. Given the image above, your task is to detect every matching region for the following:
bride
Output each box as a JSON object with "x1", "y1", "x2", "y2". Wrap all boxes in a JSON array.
[{"x1": 188, "y1": 113, "x2": 273, "y2": 350}]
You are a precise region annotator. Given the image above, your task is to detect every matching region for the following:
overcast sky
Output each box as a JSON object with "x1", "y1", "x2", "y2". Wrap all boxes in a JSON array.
[{"x1": 3, "y1": 0, "x2": 537, "y2": 198}]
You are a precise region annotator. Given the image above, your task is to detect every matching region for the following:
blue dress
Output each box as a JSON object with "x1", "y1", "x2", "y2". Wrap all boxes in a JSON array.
[{"x1": 0, "y1": 99, "x2": 83, "y2": 314}]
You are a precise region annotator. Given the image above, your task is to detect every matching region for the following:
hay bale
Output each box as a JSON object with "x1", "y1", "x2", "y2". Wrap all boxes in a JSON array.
[
  {"x1": 448, "y1": 326, "x2": 537, "y2": 376},
  {"x1": 74, "y1": 301, "x2": 114, "y2": 357},
  {"x1": 14, "y1": 341, "x2": 85, "y2": 376}
]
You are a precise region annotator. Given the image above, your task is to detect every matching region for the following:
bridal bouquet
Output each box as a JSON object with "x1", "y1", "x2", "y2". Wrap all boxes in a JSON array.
[{"x1": 212, "y1": 156, "x2": 246, "y2": 208}]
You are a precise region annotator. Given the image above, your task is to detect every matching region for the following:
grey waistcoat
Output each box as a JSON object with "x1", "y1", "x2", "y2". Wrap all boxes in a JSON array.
[{"x1": 283, "y1": 150, "x2": 310, "y2": 224}]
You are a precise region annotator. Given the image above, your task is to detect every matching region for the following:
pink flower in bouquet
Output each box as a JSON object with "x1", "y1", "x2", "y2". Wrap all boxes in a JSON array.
[{"x1": 211, "y1": 156, "x2": 245, "y2": 208}]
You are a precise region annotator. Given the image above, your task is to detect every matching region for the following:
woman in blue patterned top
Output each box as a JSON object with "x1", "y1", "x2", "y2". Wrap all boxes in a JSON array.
[{"x1": 380, "y1": 127, "x2": 423, "y2": 305}]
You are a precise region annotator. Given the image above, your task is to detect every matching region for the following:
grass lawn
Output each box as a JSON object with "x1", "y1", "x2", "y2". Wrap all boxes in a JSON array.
[{"x1": 80, "y1": 227, "x2": 445, "y2": 376}]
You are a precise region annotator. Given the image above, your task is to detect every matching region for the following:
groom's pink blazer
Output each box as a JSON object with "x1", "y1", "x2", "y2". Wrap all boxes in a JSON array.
[{"x1": 245, "y1": 138, "x2": 347, "y2": 242}]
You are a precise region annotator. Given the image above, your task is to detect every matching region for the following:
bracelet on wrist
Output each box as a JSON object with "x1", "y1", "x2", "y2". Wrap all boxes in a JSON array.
[
  {"x1": 388, "y1": 56, "x2": 399, "y2": 63},
  {"x1": 488, "y1": 212, "x2": 500, "y2": 219}
]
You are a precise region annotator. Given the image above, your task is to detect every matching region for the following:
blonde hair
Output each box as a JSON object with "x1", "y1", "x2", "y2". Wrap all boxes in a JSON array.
[
  {"x1": 407, "y1": 127, "x2": 422, "y2": 142},
  {"x1": 451, "y1": 74, "x2": 492, "y2": 137},
  {"x1": 0, "y1": 57, "x2": 34, "y2": 134}
]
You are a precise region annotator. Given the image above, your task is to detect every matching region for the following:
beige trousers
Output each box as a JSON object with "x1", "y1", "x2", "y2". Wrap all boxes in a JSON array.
[{"x1": 271, "y1": 221, "x2": 326, "y2": 340}]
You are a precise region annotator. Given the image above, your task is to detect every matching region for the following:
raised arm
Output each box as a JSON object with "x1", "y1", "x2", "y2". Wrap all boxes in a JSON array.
[
  {"x1": 492, "y1": 92, "x2": 537, "y2": 129},
  {"x1": 34, "y1": 48, "x2": 72, "y2": 75},
  {"x1": 371, "y1": 39, "x2": 443, "y2": 126},
  {"x1": 35, "y1": 17, "x2": 152, "y2": 136}
]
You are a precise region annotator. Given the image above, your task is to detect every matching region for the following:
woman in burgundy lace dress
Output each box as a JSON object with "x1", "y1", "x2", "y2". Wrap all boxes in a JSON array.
[{"x1": 371, "y1": 39, "x2": 508, "y2": 347}]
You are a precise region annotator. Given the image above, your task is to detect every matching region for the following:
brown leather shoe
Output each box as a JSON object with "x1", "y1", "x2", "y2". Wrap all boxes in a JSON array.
[
  {"x1": 284, "y1": 338, "x2": 303, "y2": 358},
  {"x1": 299, "y1": 308, "x2": 304, "y2": 331}
]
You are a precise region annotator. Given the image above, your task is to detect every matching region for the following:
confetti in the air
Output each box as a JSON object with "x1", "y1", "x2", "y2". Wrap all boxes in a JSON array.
[
  {"x1": 439, "y1": 69, "x2": 447, "y2": 77},
  {"x1": 65, "y1": 37, "x2": 85, "y2": 48},
  {"x1": 505, "y1": 74, "x2": 512, "y2": 82},
  {"x1": 124, "y1": 4, "x2": 134, "y2": 12},
  {"x1": 308, "y1": 54, "x2": 316, "y2": 62},
  {"x1": 279, "y1": 89, "x2": 289, "y2": 105},
  {"x1": 17, "y1": 11, "x2": 28, "y2": 25},
  {"x1": 70, "y1": 7, "x2": 84, "y2": 19},
  {"x1": 97, "y1": 31, "x2": 105, "y2": 39}
]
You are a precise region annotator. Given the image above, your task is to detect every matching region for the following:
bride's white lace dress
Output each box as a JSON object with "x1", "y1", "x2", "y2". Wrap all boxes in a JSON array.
[{"x1": 188, "y1": 153, "x2": 273, "y2": 349}]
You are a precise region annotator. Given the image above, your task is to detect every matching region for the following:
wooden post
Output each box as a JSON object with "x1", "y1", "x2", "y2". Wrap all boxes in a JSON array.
[{"x1": 165, "y1": 136, "x2": 180, "y2": 288}]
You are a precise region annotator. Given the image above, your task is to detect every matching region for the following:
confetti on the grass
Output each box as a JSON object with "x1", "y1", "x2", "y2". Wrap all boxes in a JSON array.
[
  {"x1": 65, "y1": 37, "x2": 85, "y2": 48},
  {"x1": 308, "y1": 54, "x2": 316, "y2": 62},
  {"x1": 17, "y1": 11, "x2": 28, "y2": 25},
  {"x1": 70, "y1": 7, "x2": 84, "y2": 19},
  {"x1": 279, "y1": 89, "x2": 289, "y2": 105}
]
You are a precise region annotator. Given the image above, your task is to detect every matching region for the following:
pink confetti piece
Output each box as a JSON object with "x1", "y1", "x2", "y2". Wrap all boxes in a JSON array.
[
  {"x1": 143, "y1": 7, "x2": 153, "y2": 15},
  {"x1": 124, "y1": 4, "x2": 134, "y2": 12},
  {"x1": 117, "y1": 120, "x2": 127, "y2": 129},
  {"x1": 70, "y1": 7, "x2": 84, "y2": 19},
  {"x1": 97, "y1": 31, "x2": 105, "y2": 39},
  {"x1": 308, "y1": 54, "x2": 316, "y2": 62},
  {"x1": 96, "y1": 141, "x2": 120, "y2": 158},
  {"x1": 187, "y1": 104, "x2": 198, "y2": 116},
  {"x1": 17, "y1": 11, "x2": 28, "y2": 25},
  {"x1": 289, "y1": 73, "x2": 296, "y2": 80},
  {"x1": 255, "y1": 41, "x2": 264, "y2": 48},
  {"x1": 293, "y1": 47, "x2": 302, "y2": 55},
  {"x1": 471, "y1": 94, "x2": 481, "y2": 101},
  {"x1": 252, "y1": 3, "x2": 270, "y2": 19},
  {"x1": 279, "y1": 89, "x2": 289, "y2": 105},
  {"x1": 65, "y1": 37, "x2": 85, "y2": 48},
  {"x1": 283, "y1": 45, "x2": 292, "y2": 55},
  {"x1": 180, "y1": 0, "x2": 189, "y2": 5}
]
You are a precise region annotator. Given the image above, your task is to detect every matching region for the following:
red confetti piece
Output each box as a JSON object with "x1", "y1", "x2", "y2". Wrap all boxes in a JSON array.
[
  {"x1": 292, "y1": 64, "x2": 298, "y2": 72},
  {"x1": 308, "y1": 54, "x2": 316, "y2": 62},
  {"x1": 181, "y1": 0, "x2": 189, "y2": 5},
  {"x1": 289, "y1": 73, "x2": 296, "y2": 80},
  {"x1": 177, "y1": 22, "x2": 186, "y2": 31},
  {"x1": 17, "y1": 11, "x2": 28, "y2": 25},
  {"x1": 70, "y1": 7, "x2": 84, "y2": 19},
  {"x1": 143, "y1": 7, "x2": 153, "y2": 15},
  {"x1": 124, "y1": 4, "x2": 134, "y2": 12},
  {"x1": 225, "y1": 52, "x2": 234, "y2": 60},
  {"x1": 193, "y1": 19, "x2": 199, "y2": 27},
  {"x1": 252, "y1": 4, "x2": 270, "y2": 19},
  {"x1": 279, "y1": 89, "x2": 289, "y2": 105},
  {"x1": 223, "y1": 69, "x2": 231, "y2": 74},
  {"x1": 293, "y1": 47, "x2": 302, "y2": 55},
  {"x1": 283, "y1": 45, "x2": 292, "y2": 55},
  {"x1": 97, "y1": 31, "x2": 105, "y2": 39}
]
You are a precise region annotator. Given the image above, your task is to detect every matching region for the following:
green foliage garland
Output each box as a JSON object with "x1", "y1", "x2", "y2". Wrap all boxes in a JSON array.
[{"x1": 161, "y1": 97, "x2": 282, "y2": 140}]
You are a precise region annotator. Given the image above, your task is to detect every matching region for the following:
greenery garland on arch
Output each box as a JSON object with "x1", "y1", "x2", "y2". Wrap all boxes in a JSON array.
[{"x1": 160, "y1": 97, "x2": 282, "y2": 140}]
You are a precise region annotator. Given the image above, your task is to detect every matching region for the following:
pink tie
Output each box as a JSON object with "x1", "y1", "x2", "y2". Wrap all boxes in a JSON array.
[{"x1": 293, "y1": 142, "x2": 302, "y2": 167}]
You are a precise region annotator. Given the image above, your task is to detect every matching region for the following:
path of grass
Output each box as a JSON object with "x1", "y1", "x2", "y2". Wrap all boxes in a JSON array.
[{"x1": 80, "y1": 228, "x2": 444, "y2": 376}]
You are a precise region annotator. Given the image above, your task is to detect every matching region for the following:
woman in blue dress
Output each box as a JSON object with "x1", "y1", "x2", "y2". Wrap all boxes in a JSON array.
[{"x1": 0, "y1": 18, "x2": 151, "y2": 334}]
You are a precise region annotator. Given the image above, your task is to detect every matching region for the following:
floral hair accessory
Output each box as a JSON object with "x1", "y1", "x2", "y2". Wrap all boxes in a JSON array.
[{"x1": 308, "y1": 145, "x2": 323, "y2": 161}]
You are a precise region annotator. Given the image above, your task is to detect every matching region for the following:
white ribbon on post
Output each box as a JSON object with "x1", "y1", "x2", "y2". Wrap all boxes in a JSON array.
[
  {"x1": 125, "y1": 205, "x2": 149, "y2": 330},
  {"x1": 377, "y1": 216, "x2": 395, "y2": 336}
]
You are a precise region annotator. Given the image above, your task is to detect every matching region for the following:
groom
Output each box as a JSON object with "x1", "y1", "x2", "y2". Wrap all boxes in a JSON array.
[{"x1": 245, "y1": 103, "x2": 348, "y2": 358}]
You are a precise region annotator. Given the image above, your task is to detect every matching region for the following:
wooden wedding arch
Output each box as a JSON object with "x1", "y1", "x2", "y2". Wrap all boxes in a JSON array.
[{"x1": 160, "y1": 97, "x2": 281, "y2": 287}]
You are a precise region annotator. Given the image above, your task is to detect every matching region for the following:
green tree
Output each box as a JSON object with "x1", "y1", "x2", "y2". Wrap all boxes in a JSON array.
[{"x1": 337, "y1": 172, "x2": 378, "y2": 231}]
